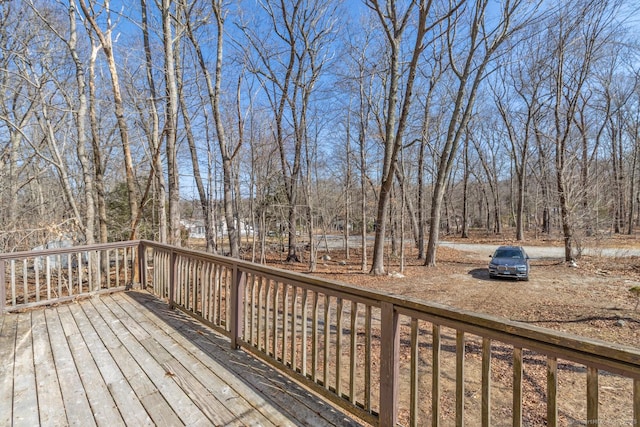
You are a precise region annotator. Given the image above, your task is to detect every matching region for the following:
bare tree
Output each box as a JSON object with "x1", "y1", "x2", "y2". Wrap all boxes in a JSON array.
[
  {"x1": 139, "y1": 0, "x2": 168, "y2": 243},
  {"x1": 424, "y1": 0, "x2": 539, "y2": 266},
  {"x1": 544, "y1": 0, "x2": 620, "y2": 261},
  {"x1": 242, "y1": 0, "x2": 336, "y2": 263},
  {"x1": 491, "y1": 32, "x2": 547, "y2": 241},
  {"x1": 0, "y1": 3, "x2": 39, "y2": 247},
  {"x1": 416, "y1": 39, "x2": 447, "y2": 257},
  {"x1": 159, "y1": 0, "x2": 181, "y2": 245},
  {"x1": 183, "y1": 0, "x2": 241, "y2": 256},
  {"x1": 341, "y1": 22, "x2": 378, "y2": 271},
  {"x1": 366, "y1": 0, "x2": 448, "y2": 275},
  {"x1": 78, "y1": 0, "x2": 141, "y2": 238},
  {"x1": 624, "y1": 71, "x2": 640, "y2": 234}
]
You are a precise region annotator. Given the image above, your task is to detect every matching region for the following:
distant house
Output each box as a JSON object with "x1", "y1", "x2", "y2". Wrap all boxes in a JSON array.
[
  {"x1": 33, "y1": 238, "x2": 81, "y2": 269},
  {"x1": 332, "y1": 219, "x2": 353, "y2": 232},
  {"x1": 181, "y1": 220, "x2": 206, "y2": 239},
  {"x1": 181, "y1": 219, "x2": 254, "y2": 239}
]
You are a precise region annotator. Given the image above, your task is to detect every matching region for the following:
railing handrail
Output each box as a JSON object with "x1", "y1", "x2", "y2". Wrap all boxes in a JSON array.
[{"x1": 0, "y1": 240, "x2": 142, "y2": 261}]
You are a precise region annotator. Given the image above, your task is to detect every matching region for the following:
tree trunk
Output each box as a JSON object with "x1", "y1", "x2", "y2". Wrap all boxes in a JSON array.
[
  {"x1": 161, "y1": 0, "x2": 180, "y2": 246},
  {"x1": 79, "y1": 0, "x2": 140, "y2": 239},
  {"x1": 369, "y1": 0, "x2": 429, "y2": 275},
  {"x1": 88, "y1": 41, "x2": 108, "y2": 244},
  {"x1": 68, "y1": 2, "x2": 95, "y2": 244},
  {"x1": 141, "y1": 0, "x2": 167, "y2": 243},
  {"x1": 461, "y1": 137, "x2": 469, "y2": 239}
]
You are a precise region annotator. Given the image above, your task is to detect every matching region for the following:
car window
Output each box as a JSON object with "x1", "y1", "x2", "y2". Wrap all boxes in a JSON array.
[{"x1": 494, "y1": 249, "x2": 523, "y2": 259}]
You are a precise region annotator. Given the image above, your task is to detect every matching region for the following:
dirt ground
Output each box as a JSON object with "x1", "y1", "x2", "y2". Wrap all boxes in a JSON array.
[
  {"x1": 258, "y1": 233, "x2": 640, "y2": 425},
  {"x1": 273, "y1": 232, "x2": 640, "y2": 349}
]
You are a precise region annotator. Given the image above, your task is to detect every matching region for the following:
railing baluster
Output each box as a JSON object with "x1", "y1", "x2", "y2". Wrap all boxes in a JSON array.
[
  {"x1": 156, "y1": 250, "x2": 161, "y2": 297},
  {"x1": 114, "y1": 249, "x2": 120, "y2": 295},
  {"x1": 67, "y1": 254, "x2": 72, "y2": 296},
  {"x1": 282, "y1": 283, "x2": 289, "y2": 365},
  {"x1": 21, "y1": 259, "x2": 26, "y2": 306},
  {"x1": 482, "y1": 338, "x2": 491, "y2": 427},
  {"x1": 272, "y1": 281, "x2": 279, "y2": 358},
  {"x1": 192, "y1": 259, "x2": 198, "y2": 314},
  {"x1": 124, "y1": 247, "x2": 129, "y2": 285},
  {"x1": 46, "y1": 256, "x2": 51, "y2": 300},
  {"x1": 323, "y1": 294, "x2": 330, "y2": 389},
  {"x1": 225, "y1": 266, "x2": 231, "y2": 328},
  {"x1": 547, "y1": 356, "x2": 558, "y2": 426},
  {"x1": 14, "y1": 259, "x2": 18, "y2": 306},
  {"x1": 176, "y1": 255, "x2": 182, "y2": 306},
  {"x1": 87, "y1": 251, "x2": 93, "y2": 292},
  {"x1": 301, "y1": 289, "x2": 309, "y2": 378},
  {"x1": 432, "y1": 324, "x2": 441, "y2": 427},
  {"x1": 0, "y1": 259, "x2": 5, "y2": 312},
  {"x1": 456, "y1": 330, "x2": 465, "y2": 427},
  {"x1": 57, "y1": 254, "x2": 62, "y2": 298},
  {"x1": 364, "y1": 304, "x2": 372, "y2": 412},
  {"x1": 291, "y1": 286, "x2": 298, "y2": 371},
  {"x1": 190, "y1": 259, "x2": 195, "y2": 312},
  {"x1": 513, "y1": 347, "x2": 523, "y2": 427},
  {"x1": 201, "y1": 261, "x2": 208, "y2": 320},
  {"x1": 257, "y1": 276, "x2": 264, "y2": 350},
  {"x1": 78, "y1": 252, "x2": 84, "y2": 294},
  {"x1": 634, "y1": 378, "x2": 639, "y2": 426},
  {"x1": 96, "y1": 249, "x2": 101, "y2": 290},
  {"x1": 312, "y1": 291, "x2": 319, "y2": 383},
  {"x1": 169, "y1": 250, "x2": 176, "y2": 309},
  {"x1": 213, "y1": 263, "x2": 219, "y2": 324},
  {"x1": 248, "y1": 272, "x2": 255, "y2": 344},
  {"x1": 336, "y1": 297, "x2": 343, "y2": 397},
  {"x1": 410, "y1": 318, "x2": 419, "y2": 427},
  {"x1": 35, "y1": 256, "x2": 40, "y2": 302},
  {"x1": 265, "y1": 279, "x2": 272, "y2": 355},
  {"x1": 350, "y1": 301, "x2": 358, "y2": 405},
  {"x1": 587, "y1": 366, "x2": 598, "y2": 425},
  {"x1": 187, "y1": 256, "x2": 192, "y2": 309}
]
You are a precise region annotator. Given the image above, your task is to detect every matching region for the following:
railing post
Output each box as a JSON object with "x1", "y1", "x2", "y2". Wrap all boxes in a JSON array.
[
  {"x1": 380, "y1": 301, "x2": 399, "y2": 427},
  {"x1": 230, "y1": 263, "x2": 246, "y2": 349},
  {"x1": 0, "y1": 258, "x2": 5, "y2": 313}
]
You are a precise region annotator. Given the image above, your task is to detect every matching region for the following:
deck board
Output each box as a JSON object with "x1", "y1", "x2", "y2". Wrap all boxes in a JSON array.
[
  {"x1": 1, "y1": 291, "x2": 366, "y2": 427},
  {"x1": 126, "y1": 292, "x2": 364, "y2": 427},
  {"x1": 67, "y1": 302, "x2": 153, "y2": 426},
  {"x1": 0, "y1": 312, "x2": 16, "y2": 427},
  {"x1": 79, "y1": 298, "x2": 181, "y2": 426},
  {"x1": 32, "y1": 310, "x2": 66, "y2": 427},
  {"x1": 58, "y1": 305, "x2": 126, "y2": 426},
  {"x1": 111, "y1": 295, "x2": 276, "y2": 427},
  {"x1": 14, "y1": 312, "x2": 41, "y2": 426},
  {"x1": 45, "y1": 307, "x2": 97, "y2": 427}
]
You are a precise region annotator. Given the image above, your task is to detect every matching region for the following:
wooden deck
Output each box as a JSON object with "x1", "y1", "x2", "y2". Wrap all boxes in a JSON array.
[{"x1": 0, "y1": 290, "x2": 366, "y2": 427}]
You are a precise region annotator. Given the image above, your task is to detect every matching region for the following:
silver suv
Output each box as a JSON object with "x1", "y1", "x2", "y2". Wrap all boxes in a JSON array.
[{"x1": 488, "y1": 245, "x2": 530, "y2": 281}]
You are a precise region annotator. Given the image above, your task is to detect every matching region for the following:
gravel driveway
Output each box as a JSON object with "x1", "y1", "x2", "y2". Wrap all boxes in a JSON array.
[{"x1": 438, "y1": 241, "x2": 640, "y2": 260}]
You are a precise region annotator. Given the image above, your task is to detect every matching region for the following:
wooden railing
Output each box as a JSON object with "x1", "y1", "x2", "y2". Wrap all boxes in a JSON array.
[
  {"x1": 0, "y1": 241, "x2": 140, "y2": 313},
  {"x1": 2, "y1": 240, "x2": 640, "y2": 426}
]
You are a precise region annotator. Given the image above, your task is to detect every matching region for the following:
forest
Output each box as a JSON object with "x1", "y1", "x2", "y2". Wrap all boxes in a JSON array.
[{"x1": 1, "y1": 0, "x2": 639, "y2": 275}]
